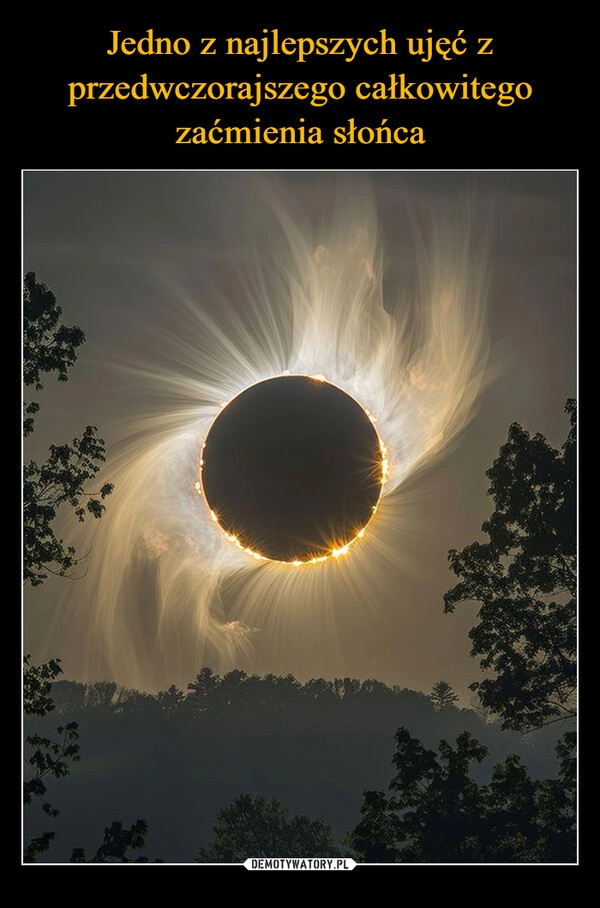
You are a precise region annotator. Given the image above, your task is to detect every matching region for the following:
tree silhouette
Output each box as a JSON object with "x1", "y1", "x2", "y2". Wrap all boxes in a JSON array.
[
  {"x1": 23, "y1": 656, "x2": 81, "y2": 862},
  {"x1": 347, "y1": 726, "x2": 576, "y2": 863},
  {"x1": 349, "y1": 401, "x2": 577, "y2": 863},
  {"x1": 187, "y1": 666, "x2": 221, "y2": 705},
  {"x1": 299, "y1": 677, "x2": 336, "y2": 703},
  {"x1": 23, "y1": 272, "x2": 85, "y2": 431},
  {"x1": 23, "y1": 273, "x2": 113, "y2": 586},
  {"x1": 196, "y1": 794, "x2": 343, "y2": 861},
  {"x1": 23, "y1": 275, "x2": 117, "y2": 861},
  {"x1": 156, "y1": 684, "x2": 187, "y2": 715},
  {"x1": 333, "y1": 677, "x2": 362, "y2": 701},
  {"x1": 430, "y1": 681, "x2": 459, "y2": 711},
  {"x1": 71, "y1": 820, "x2": 156, "y2": 863},
  {"x1": 444, "y1": 400, "x2": 576, "y2": 732}
]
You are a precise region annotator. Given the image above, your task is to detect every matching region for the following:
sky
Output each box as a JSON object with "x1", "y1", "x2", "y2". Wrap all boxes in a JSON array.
[{"x1": 23, "y1": 170, "x2": 576, "y2": 701}]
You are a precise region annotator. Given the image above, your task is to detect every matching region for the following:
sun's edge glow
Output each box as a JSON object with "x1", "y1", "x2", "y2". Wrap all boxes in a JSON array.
[{"x1": 197, "y1": 372, "x2": 389, "y2": 567}]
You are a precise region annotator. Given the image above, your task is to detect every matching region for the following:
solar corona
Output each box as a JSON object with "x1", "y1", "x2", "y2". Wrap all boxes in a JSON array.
[
  {"x1": 200, "y1": 375, "x2": 387, "y2": 565},
  {"x1": 49, "y1": 179, "x2": 491, "y2": 692}
]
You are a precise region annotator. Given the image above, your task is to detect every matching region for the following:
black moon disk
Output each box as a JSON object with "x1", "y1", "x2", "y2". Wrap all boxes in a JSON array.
[{"x1": 200, "y1": 375, "x2": 384, "y2": 564}]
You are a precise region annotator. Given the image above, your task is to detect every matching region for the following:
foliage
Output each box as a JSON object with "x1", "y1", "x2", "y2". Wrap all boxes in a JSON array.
[
  {"x1": 184, "y1": 668, "x2": 401, "y2": 714},
  {"x1": 443, "y1": 400, "x2": 576, "y2": 732},
  {"x1": 24, "y1": 724, "x2": 81, "y2": 814},
  {"x1": 156, "y1": 684, "x2": 187, "y2": 715},
  {"x1": 23, "y1": 272, "x2": 113, "y2": 586},
  {"x1": 83, "y1": 680, "x2": 119, "y2": 710},
  {"x1": 23, "y1": 654, "x2": 64, "y2": 717},
  {"x1": 187, "y1": 666, "x2": 224, "y2": 700},
  {"x1": 24, "y1": 429, "x2": 114, "y2": 586},
  {"x1": 344, "y1": 790, "x2": 399, "y2": 863},
  {"x1": 23, "y1": 272, "x2": 85, "y2": 434},
  {"x1": 346, "y1": 726, "x2": 576, "y2": 863},
  {"x1": 49, "y1": 680, "x2": 87, "y2": 714},
  {"x1": 23, "y1": 656, "x2": 81, "y2": 862},
  {"x1": 45, "y1": 670, "x2": 436, "y2": 719},
  {"x1": 71, "y1": 820, "x2": 157, "y2": 863},
  {"x1": 196, "y1": 794, "x2": 343, "y2": 861},
  {"x1": 23, "y1": 275, "x2": 114, "y2": 861},
  {"x1": 23, "y1": 833, "x2": 57, "y2": 864},
  {"x1": 430, "y1": 681, "x2": 459, "y2": 711}
]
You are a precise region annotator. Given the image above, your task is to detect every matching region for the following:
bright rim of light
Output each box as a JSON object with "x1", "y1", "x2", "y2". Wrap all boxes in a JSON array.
[{"x1": 198, "y1": 373, "x2": 388, "y2": 567}]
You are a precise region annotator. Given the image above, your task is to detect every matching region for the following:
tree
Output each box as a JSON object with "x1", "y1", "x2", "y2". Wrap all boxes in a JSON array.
[
  {"x1": 156, "y1": 684, "x2": 187, "y2": 715},
  {"x1": 196, "y1": 794, "x2": 343, "y2": 861},
  {"x1": 23, "y1": 272, "x2": 85, "y2": 434},
  {"x1": 303, "y1": 678, "x2": 336, "y2": 702},
  {"x1": 23, "y1": 275, "x2": 114, "y2": 860},
  {"x1": 443, "y1": 400, "x2": 576, "y2": 732},
  {"x1": 50, "y1": 680, "x2": 87, "y2": 715},
  {"x1": 83, "y1": 680, "x2": 119, "y2": 711},
  {"x1": 429, "y1": 681, "x2": 459, "y2": 711},
  {"x1": 187, "y1": 666, "x2": 221, "y2": 701},
  {"x1": 71, "y1": 820, "x2": 157, "y2": 863},
  {"x1": 347, "y1": 402, "x2": 577, "y2": 864},
  {"x1": 23, "y1": 656, "x2": 81, "y2": 863},
  {"x1": 333, "y1": 677, "x2": 362, "y2": 701},
  {"x1": 346, "y1": 726, "x2": 576, "y2": 863},
  {"x1": 23, "y1": 273, "x2": 113, "y2": 586},
  {"x1": 24, "y1": 654, "x2": 64, "y2": 717}
]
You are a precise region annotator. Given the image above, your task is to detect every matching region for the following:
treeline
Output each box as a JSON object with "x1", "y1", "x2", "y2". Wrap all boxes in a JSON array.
[{"x1": 50, "y1": 668, "x2": 437, "y2": 718}]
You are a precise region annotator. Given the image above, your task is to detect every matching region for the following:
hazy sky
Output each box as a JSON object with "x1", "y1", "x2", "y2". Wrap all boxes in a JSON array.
[{"x1": 23, "y1": 171, "x2": 576, "y2": 700}]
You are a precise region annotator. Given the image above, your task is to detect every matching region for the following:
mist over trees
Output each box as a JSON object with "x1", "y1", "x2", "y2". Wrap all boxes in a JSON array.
[{"x1": 26, "y1": 665, "x2": 567, "y2": 863}]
